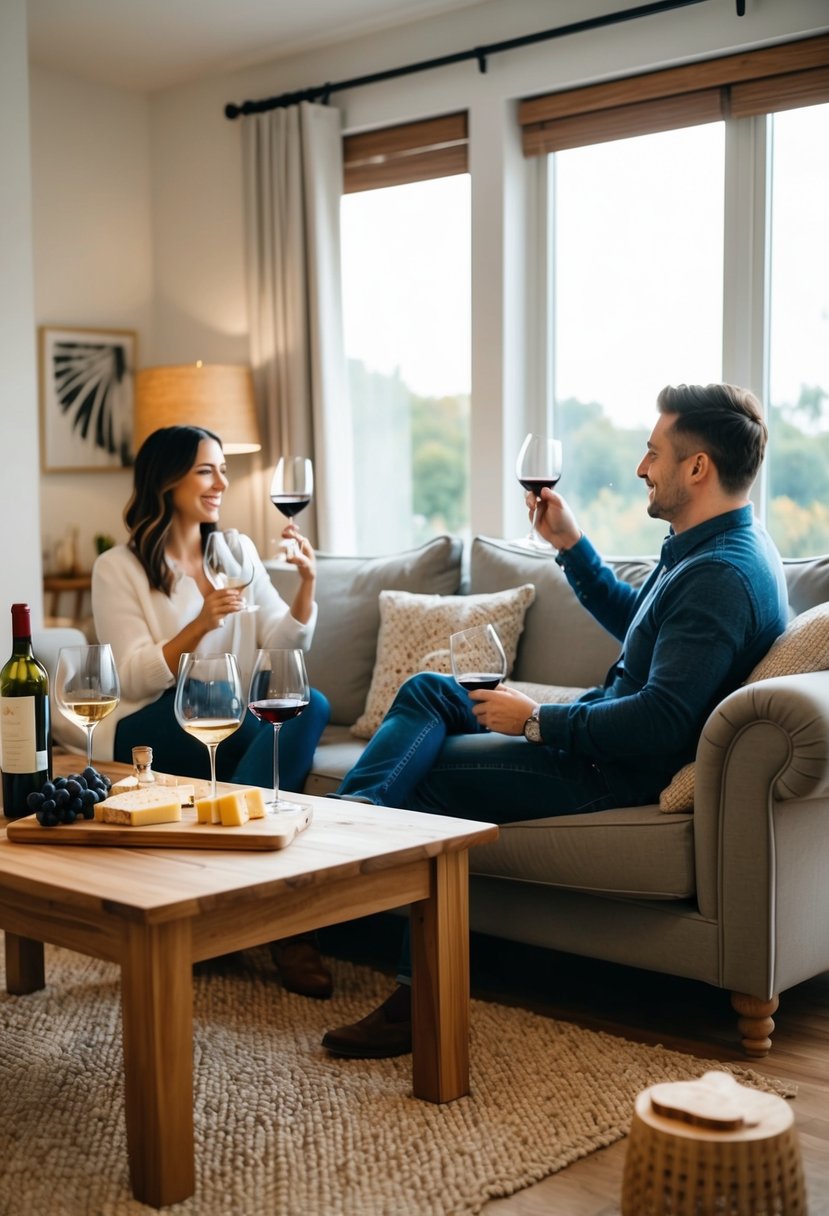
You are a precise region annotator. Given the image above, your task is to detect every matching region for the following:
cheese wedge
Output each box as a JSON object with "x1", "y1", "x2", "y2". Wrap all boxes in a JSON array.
[
  {"x1": 195, "y1": 795, "x2": 222, "y2": 824},
  {"x1": 217, "y1": 790, "x2": 250, "y2": 827},
  {"x1": 243, "y1": 787, "x2": 267, "y2": 820},
  {"x1": 109, "y1": 775, "x2": 139, "y2": 796},
  {"x1": 96, "y1": 787, "x2": 182, "y2": 826}
]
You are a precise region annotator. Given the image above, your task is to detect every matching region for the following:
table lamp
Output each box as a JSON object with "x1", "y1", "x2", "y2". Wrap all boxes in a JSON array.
[{"x1": 133, "y1": 362, "x2": 261, "y2": 455}]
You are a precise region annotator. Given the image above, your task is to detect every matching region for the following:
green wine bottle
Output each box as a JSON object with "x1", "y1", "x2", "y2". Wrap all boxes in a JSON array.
[{"x1": 1, "y1": 603, "x2": 52, "y2": 819}]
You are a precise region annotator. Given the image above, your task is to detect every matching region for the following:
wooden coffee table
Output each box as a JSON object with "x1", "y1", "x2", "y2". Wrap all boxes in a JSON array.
[{"x1": 0, "y1": 769, "x2": 498, "y2": 1208}]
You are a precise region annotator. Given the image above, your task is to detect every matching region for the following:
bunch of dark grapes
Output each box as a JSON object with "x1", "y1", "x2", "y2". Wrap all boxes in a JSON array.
[{"x1": 26, "y1": 767, "x2": 112, "y2": 828}]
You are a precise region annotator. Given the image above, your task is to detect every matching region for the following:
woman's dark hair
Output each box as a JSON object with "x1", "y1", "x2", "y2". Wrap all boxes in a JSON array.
[
  {"x1": 125, "y1": 425, "x2": 223, "y2": 594},
  {"x1": 657, "y1": 383, "x2": 767, "y2": 494}
]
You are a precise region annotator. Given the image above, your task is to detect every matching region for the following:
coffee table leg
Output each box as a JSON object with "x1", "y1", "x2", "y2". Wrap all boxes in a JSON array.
[
  {"x1": 410, "y1": 849, "x2": 470, "y2": 1103},
  {"x1": 120, "y1": 919, "x2": 195, "y2": 1208},
  {"x1": 4, "y1": 932, "x2": 45, "y2": 994}
]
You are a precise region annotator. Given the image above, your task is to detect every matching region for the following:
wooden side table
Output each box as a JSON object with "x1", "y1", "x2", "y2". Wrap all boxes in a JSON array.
[{"x1": 43, "y1": 573, "x2": 92, "y2": 624}]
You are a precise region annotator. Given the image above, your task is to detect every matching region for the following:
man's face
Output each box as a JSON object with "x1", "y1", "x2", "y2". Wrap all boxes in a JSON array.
[{"x1": 636, "y1": 412, "x2": 694, "y2": 524}]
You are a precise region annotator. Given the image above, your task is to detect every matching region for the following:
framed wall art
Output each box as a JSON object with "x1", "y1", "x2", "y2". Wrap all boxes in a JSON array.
[{"x1": 38, "y1": 325, "x2": 137, "y2": 472}]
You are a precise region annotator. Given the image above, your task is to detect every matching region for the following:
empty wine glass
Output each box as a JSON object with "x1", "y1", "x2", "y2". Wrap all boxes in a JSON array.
[
  {"x1": 174, "y1": 652, "x2": 245, "y2": 798},
  {"x1": 450, "y1": 624, "x2": 507, "y2": 693},
  {"x1": 203, "y1": 529, "x2": 257, "y2": 612},
  {"x1": 269, "y1": 457, "x2": 313, "y2": 563},
  {"x1": 55, "y1": 644, "x2": 121, "y2": 768},
  {"x1": 248, "y1": 648, "x2": 310, "y2": 813},
  {"x1": 516, "y1": 433, "x2": 563, "y2": 550}
]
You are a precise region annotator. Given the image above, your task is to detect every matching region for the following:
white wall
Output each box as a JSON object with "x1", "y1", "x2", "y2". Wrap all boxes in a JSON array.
[
  {"x1": 26, "y1": 0, "x2": 829, "y2": 564},
  {"x1": 30, "y1": 67, "x2": 153, "y2": 574},
  {"x1": 0, "y1": 0, "x2": 42, "y2": 625}
]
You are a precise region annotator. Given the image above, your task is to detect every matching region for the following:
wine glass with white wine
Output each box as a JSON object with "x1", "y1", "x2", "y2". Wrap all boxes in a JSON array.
[
  {"x1": 174, "y1": 653, "x2": 245, "y2": 799},
  {"x1": 54, "y1": 644, "x2": 121, "y2": 768},
  {"x1": 203, "y1": 529, "x2": 257, "y2": 612}
]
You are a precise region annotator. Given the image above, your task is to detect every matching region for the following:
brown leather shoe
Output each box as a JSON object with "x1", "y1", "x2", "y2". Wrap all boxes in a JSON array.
[
  {"x1": 322, "y1": 984, "x2": 412, "y2": 1058},
  {"x1": 270, "y1": 935, "x2": 333, "y2": 999}
]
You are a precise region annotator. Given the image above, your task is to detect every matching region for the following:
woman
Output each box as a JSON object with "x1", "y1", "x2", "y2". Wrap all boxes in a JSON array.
[{"x1": 90, "y1": 424, "x2": 332, "y2": 998}]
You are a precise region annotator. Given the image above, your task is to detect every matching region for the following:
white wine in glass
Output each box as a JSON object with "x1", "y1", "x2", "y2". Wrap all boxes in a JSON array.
[
  {"x1": 174, "y1": 653, "x2": 245, "y2": 798},
  {"x1": 55, "y1": 644, "x2": 121, "y2": 768},
  {"x1": 450, "y1": 623, "x2": 507, "y2": 693},
  {"x1": 269, "y1": 457, "x2": 313, "y2": 562},
  {"x1": 203, "y1": 529, "x2": 257, "y2": 612},
  {"x1": 248, "y1": 648, "x2": 310, "y2": 813},
  {"x1": 516, "y1": 433, "x2": 563, "y2": 550}
]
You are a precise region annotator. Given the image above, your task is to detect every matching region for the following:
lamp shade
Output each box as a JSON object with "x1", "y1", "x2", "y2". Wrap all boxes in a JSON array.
[{"x1": 133, "y1": 363, "x2": 261, "y2": 455}]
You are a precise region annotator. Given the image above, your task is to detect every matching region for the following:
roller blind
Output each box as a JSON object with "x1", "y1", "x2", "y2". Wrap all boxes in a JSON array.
[
  {"x1": 343, "y1": 111, "x2": 468, "y2": 193},
  {"x1": 520, "y1": 33, "x2": 829, "y2": 156}
]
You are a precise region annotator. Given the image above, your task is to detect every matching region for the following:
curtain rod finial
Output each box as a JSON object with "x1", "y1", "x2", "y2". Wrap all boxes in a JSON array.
[{"x1": 475, "y1": 48, "x2": 488, "y2": 73}]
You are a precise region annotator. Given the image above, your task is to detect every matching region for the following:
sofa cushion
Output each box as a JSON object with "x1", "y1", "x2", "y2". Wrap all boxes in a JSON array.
[
  {"x1": 351, "y1": 584, "x2": 536, "y2": 738},
  {"x1": 267, "y1": 535, "x2": 463, "y2": 725},
  {"x1": 469, "y1": 804, "x2": 695, "y2": 899},
  {"x1": 468, "y1": 536, "x2": 655, "y2": 689},
  {"x1": 660, "y1": 600, "x2": 829, "y2": 812}
]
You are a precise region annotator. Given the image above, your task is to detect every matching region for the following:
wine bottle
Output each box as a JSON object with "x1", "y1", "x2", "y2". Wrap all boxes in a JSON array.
[{"x1": 0, "y1": 603, "x2": 52, "y2": 819}]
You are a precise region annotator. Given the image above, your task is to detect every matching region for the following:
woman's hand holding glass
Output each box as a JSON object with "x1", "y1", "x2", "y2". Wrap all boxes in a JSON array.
[{"x1": 204, "y1": 529, "x2": 257, "y2": 613}]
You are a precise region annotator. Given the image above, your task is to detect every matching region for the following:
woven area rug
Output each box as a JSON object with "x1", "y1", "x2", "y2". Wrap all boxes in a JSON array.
[{"x1": 0, "y1": 944, "x2": 793, "y2": 1216}]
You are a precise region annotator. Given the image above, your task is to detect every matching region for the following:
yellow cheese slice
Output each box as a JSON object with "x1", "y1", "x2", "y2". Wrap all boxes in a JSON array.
[
  {"x1": 96, "y1": 787, "x2": 182, "y2": 826},
  {"x1": 195, "y1": 796, "x2": 222, "y2": 824},
  {"x1": 217, "y1": 790, "x2": 250, "y2": 827},
  {"x1": 243, "y1": 788, "x2": 267, "y2": 820}
]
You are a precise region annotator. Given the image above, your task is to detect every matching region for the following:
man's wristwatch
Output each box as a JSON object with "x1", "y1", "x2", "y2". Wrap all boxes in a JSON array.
[{"x1": 523, "y1": 705, "x2": 543, "y2": 744}]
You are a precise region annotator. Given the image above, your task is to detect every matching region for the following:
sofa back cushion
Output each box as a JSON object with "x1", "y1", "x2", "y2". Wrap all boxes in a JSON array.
[
  {"x1": 468, "y1": 536, "x2": 654, "y2": 689},
  {"x1": 267, "y1": 536, "x2": 463, "y2": 724}
]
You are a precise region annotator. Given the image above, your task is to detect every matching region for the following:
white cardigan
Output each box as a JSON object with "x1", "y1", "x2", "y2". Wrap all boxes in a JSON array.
[{"x1": 61, "y1": 537, "x2": 317, "y2": 761}]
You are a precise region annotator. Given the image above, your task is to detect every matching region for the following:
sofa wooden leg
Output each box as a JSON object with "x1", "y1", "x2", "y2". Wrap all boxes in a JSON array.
[{"x1": 731, "y1": 991, "x2": 779, "y2": 1057}]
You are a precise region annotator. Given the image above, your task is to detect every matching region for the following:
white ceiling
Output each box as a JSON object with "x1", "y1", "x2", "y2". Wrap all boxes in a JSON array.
[{"x1": 26, "y1": 0, "x2": 488, "y2": 92}]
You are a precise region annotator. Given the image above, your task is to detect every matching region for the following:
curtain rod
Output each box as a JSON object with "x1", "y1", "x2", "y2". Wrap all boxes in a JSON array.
[{"x1": 225, "y1": 0, "x2": 743, "y2": 119}]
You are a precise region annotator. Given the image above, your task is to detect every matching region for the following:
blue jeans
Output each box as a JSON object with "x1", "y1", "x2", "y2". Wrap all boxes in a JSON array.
[
  {"x1": 335, "y1": 671, "x2": 658, "y2": 981},
  {"x1": 115, "y1": 686, "x2": 330, "y2": 791},
  {"x1": 336, "y1": 672, "x2": 655, "y2": 821}
]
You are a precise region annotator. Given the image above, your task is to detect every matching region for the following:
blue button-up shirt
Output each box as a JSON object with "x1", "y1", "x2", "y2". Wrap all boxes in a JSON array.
[{"x1": 540, "y1": 505, "x2": 788, "y2": 788}]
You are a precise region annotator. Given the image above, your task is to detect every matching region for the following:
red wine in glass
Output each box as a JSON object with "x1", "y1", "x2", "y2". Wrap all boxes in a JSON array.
[
  {"x1": 249, "y1": 698, "x2": 309, "y2": 724},
  {"x1": 455, "y1": 673, "x2": 502, "y2": 692},
  {"x1": 516, "y1": 434, "x2": 563, "y2": 550},
  {"x1": 269, "y1": 457, "x2": 313, "y2": 560}
]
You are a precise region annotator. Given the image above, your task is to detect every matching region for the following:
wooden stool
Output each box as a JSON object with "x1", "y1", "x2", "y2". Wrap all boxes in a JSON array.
[{"x1": 621, "y1": 1070, "x2": 806, "y2": 1215}]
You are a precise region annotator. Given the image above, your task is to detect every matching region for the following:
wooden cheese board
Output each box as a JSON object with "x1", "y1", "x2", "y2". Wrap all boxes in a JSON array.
[{"x1": 6, "y1": 804, "x2": 313, "y2": 851}]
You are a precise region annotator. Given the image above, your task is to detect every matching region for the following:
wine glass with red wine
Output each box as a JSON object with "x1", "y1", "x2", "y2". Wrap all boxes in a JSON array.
[
  {"x1": 450, "y1": 624, "x2": 507, "y2": 693},
  {"x1": 516, "y1": 433, "x2": 563, "y2": 550},
  {"x1": 269, "y1": 457, "x2": 313, "y2": 563},
  {"x1": 248, "y1": 648, "x2": 310, "y2": 813}
]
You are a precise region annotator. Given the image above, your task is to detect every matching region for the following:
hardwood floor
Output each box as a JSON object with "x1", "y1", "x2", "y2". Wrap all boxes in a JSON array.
[{"x1": 321, "y1": 914, "x2": 829, "y2": 1215}]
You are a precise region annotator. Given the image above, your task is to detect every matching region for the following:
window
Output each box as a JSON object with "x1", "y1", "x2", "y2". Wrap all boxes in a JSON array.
[
  {"x1": 551, "y1": 123, "x2": 724, "y2": 554},
  {"x1": 522, "y1": 35, "x2": 829, "y2": 555},
  {"x1": 340, "y1": 116, "x2": 471, "y2": 554},
  {"x1": 766, "y1": 103, "x2": 829, "y2": 556}
]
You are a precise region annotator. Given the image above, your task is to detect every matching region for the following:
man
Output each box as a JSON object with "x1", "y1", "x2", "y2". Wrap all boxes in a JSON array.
[{"x1": 323, "y1": 382, "x2": 788, "y2": 1058}]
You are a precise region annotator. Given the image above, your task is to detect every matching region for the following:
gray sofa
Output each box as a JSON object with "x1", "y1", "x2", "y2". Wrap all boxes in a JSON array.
[{"x1": 269, "y1": 534, "x2": 829, "y2": 1056}]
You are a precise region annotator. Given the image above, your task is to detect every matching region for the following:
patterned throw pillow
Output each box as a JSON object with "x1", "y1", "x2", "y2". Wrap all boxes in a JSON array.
[
  {"x1": 351, "y1": 585, "x2": 536, "y2": 739},
  {"x1": 659, "y1": 602, "x2": 829, "y2": 812}
]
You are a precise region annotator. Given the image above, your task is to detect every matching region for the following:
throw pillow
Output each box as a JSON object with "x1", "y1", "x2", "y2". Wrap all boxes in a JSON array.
[
  {"x1": 659, "y1": 601, "x2": 829, "y2": 812},
  {"x1": 351, "y1": 584, "x2": 536, "y2": 739}
]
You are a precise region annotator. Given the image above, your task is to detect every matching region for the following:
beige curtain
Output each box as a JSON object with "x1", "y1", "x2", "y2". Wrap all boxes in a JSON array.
[{"x1": 242, "y1": 101, "x2": 355, "y2": 554}]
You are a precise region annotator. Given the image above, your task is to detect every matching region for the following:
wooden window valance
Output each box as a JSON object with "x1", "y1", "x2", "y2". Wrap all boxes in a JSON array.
[
  {"x1": 519, "y1": 33, "x2": 829, "y2": 156},
  {"x1": 343, "y1": 111, "x2": 468, "y2": 193}
]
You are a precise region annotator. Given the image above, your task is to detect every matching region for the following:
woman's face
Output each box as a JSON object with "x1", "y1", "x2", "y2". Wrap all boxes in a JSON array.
[{"x1": 170, "y1": 438, "x2": 228, "y2": 526}]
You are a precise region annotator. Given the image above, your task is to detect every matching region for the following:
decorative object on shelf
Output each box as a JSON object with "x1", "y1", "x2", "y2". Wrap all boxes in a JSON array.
[
  {"x1": 94, "y1": 533, "x2": 116, "y2": 555},
  {"x1": 54, "y1": 526, "x2": 80, "y2": 577},
  {"x1": 38, "y1": 326, "x2": 137, "y2": 472},
  {"x1": 133, "y1": 362, "x2": 261, "y2": 454}
]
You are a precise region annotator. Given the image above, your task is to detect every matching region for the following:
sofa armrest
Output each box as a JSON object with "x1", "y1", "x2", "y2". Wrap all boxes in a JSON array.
[{"x1": 693, "y1": 670, "x2": 829, "y2": 996}]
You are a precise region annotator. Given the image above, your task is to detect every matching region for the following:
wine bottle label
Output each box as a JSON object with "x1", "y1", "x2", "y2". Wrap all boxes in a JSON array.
[{"x1": 0, "y1": 695, "x2": 42, "y2": 772}]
